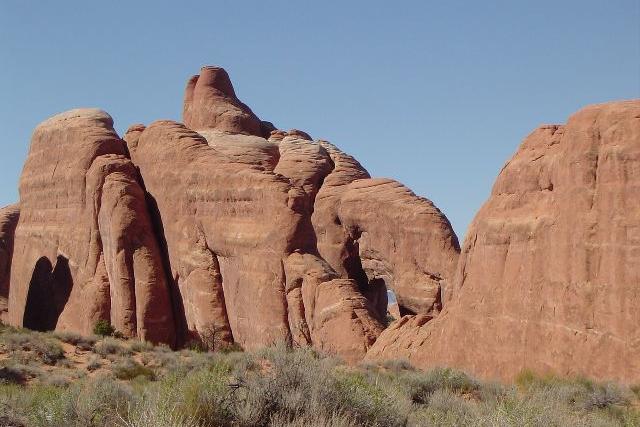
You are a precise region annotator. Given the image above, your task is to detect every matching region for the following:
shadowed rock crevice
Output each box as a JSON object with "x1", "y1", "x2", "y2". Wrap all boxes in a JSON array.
[
  {"x1": 23, "y1": 256, "x2": 72, "y2": 331},
  {"x1": 0, "y1": 205, "x2": 20, "y2": 319}
]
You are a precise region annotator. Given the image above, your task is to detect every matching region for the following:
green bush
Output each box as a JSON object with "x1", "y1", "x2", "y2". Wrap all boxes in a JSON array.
[
  {"x1": 112, "y1": 359, "x2": 156, "y2": 381},
  {"x1": 93, "y1": 320, "x2": 115, "y2": 337}
]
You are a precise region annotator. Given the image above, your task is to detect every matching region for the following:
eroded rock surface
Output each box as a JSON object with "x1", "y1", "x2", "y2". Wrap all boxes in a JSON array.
[
  {"x1": 367, "y1": 100, "x2": 640, "y2": 382},
  {"x1": 0, "y1": 204, "x2": 19, "y2": 319},
  {"x1": 183, "y1": 66, "x2": 271, "y2": 137},
  {"x1": 7, "y1": 109, "x2": 175, "y2": 343},
  {"x1": 4, "y1": 66, "x2": 461, "y2": 363},
  {"x1": 129, "y1": 120, "x2": 385, "y2": 359}
]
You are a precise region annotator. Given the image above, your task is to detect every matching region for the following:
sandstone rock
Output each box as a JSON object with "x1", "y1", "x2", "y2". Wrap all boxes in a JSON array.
[
  {"x1": 3, "y1": 66, "x2": 462, "y2": 364},
  {"x1": 367, "y1": 100, "x2": 640, "y2": 382},
  {"x1": 0, "y1": 204, "x2": 19, "y2": 319},
  {"x1": 183, "y1": 66, "x2": 265, "y2": 136},
  {"x1": 8, "y1": 109, "x2": 175, "y2": 343},
  {"x1": 311, "y1": 141, "x2": 460, "y2": 320},
  {"x1": 129, "y1": 120, "x2": 384, "y2": 358}
]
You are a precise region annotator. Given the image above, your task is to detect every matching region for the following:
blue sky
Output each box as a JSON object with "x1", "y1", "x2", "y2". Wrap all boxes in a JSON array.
[{"x1": 1, "y1": 1, "x2": 638, "y2": 239}]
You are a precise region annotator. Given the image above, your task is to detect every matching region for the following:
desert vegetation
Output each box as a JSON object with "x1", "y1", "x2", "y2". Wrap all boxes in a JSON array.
[{"x1": 0, "y1": 323, "x2": 637, "y2": 427}]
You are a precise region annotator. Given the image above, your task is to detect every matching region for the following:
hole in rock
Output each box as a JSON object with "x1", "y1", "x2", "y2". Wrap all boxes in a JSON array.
[
  {"x1": 23, "y1": 255, "x2": 73, "y2": 331},
  {"x1": 386, "y1": 289, "x2": 401, "y2": 323}
]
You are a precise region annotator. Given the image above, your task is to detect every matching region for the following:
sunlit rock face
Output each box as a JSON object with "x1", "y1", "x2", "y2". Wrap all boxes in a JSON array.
[
  {"x1": 2, "y1": 67, "x2": 460, "y2": 363},
  {"x1": 367, "y1": 100, "x2": 640, "y2": 383},
  {"x1": 7, "y1": 109, "x2": 175, "y2": 343}
]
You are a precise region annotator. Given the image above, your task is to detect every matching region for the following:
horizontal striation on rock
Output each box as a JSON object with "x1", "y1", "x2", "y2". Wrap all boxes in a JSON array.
[
  {"x1": 367, "y1": 100, "x2": 640, "y2": 382},
  {"x1": 7, "y1": 109, "x2": 175, "y2": 344},
  {"x1": 4, "y1": 66, "x2": 464, "y2": 364}
]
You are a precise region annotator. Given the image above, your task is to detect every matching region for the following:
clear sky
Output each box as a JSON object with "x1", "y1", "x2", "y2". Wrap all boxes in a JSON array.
[{"x1": 1, "y1": 1, "x2": 638, "y2": 239}]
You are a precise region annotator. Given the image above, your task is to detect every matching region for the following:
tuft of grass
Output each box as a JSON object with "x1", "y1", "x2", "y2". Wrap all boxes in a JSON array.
[
  {"x1": 54, "y1": 331, "x2": 97, "y2": 351},
  {"x1": 112, "y1": 359, "x2": 156, "y2": 381},
  {"x1": 128, "y1": 340, "x2": 154, "y2": 353},
  {"x1": 381, "y1": 358, "x2": 415, "y2": 373},
  {"x1": 93, "y1": 338, "x2": 131, "y2": 358},
  {"x1": 0, "y1": 332, "x2": 65, "y2": 365}
]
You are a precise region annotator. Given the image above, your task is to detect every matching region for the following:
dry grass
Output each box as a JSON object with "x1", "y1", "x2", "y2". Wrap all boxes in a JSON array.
[{"x1": 0, "y1": 325, "x2": 637, "y2": 427}]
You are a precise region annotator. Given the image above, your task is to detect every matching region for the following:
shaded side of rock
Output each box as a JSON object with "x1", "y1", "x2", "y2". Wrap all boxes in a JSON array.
[{"x1": 0, "y1": 204, "x2": 19, "y2": 320}]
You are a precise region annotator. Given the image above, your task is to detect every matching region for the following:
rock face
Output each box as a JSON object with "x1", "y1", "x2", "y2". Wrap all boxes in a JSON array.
[
  {"x1": 367, "y1": 100, "x2": 640, "y2": 382},
  {"x1": 109, "y1": 67, "x2": 459, "y2": 360},
  {"x1": 183, "y1": 66, "x2": 273, "y2": 137},
  {"x1": 0, "y1": 204, "x2": 19, "y2": 320},
  {"x1": 126, "y1": 120, "x2": 386, "y2": 359},
  {"x1": 7, "y1": 109, "x2": 175, "y2": 343}
]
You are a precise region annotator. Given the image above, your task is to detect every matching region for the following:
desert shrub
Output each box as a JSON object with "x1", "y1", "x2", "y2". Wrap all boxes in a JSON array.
[
  {"x1": 86, "y1": 356, "x2": 102, "y2": 372},
  {"x1": 43, "y1": 374, "x2": 70, "y2": 387},
  {"x1": 128, "y1": 340, "x2": 154, "y2": 353},
  {"x1": 0, "y1": 365, "x2": 30, "y2": 385},
  {"x1": 0, "y1": 413, "x2": 26, "y2": 427},
  {"x1": 94, "y1": 338, "x2": 130, "y2": 358},
  {"x1": 268, "y1": 411, "x2": 359, "y2": 427},
  {"x1": 334, "y1": 370, "x2": 408, "y2": 426},
  {"x1": 382, "y1": 358, "x2": 415, "y2": 373},
  {"x1": 581, "y1": 383, "x2": 630, "y2": 410},
  {"x1": 232, "y1": 346, "x2": 339, "y2": 425},
  {"x1": 0, "y1": 332, "x2": 65, "y2": 365},
  {"x1": 400, "y1": 367, "x2": 480, "y2": 405},
  {"x1": 72, "y1": 377, "x2": 133, "y2": 425},
  {"x1": 93, "y1": 320, "x2": 115, "y2": 337},
  {"x1": 408, "y1": 388, "x2": 478, "y2": 426},
  {"x1": 219, "y1": 342, "x2": 244, "y2": 354},
  {"x1": 0, "y1": 326, "x2": 637, "y2": 427},
  {"x1": 55, "y1": 358, "x2": 73, "y2": 369},
  {"x1": 112, "y1": 359, "x2": 156, "y2": 381},
  {"x1": 0, "y1": 377, "x2": 133, "y2": 427},
  {"x1": 54, "y1": 331, "x2": 96, "y2": 350},
  {"x1": 119, "y1": 396, "x2": 200, "y2": 427}
]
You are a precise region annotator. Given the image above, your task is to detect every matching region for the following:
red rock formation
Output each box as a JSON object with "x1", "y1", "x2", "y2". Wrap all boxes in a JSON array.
[
  {"x1": 310, "y1": 141, "x2": 460, "y2": 320},
  {"x1": 0, "y1": 204, "x2": 19, "y2": 320},
  {"x1": 184, "y1": 66, "x2": 270, "y2": 137},
  {"x1": 128, "y1": 120, "x2": 385, "y2": 359},
  {"x1": 7, "y1": 109, "x2": 175, "y2": 343},
  {"x1": 119, "y1": 66, "x2": 459, "y2": 359},
  {"x1": 3, "y1": 66, "x2": 460, "y2": 363},
  {"x1": 367, "y1": 100, "x2": 640, "y2": 382}
]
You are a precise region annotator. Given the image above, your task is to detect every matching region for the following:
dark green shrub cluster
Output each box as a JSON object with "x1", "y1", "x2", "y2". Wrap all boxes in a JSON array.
[
  {"x1": 92, "y1": 320, "x2": 115, "y2": 337},
  {"x1": 112, "y1": 359, "x2": 156, "y2": 381}
]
